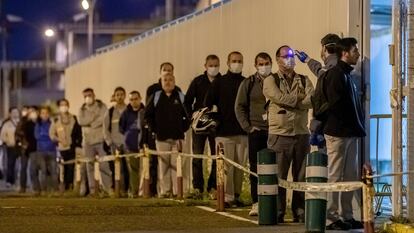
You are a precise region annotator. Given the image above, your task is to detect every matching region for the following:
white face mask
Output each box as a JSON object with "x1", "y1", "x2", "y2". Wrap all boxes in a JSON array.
[
  {"x1": 59, "y1": 106, "x2": 69, "y2": 113},
  {"x1": 229, "y1": 63, "x2": 243, "y2": 73},
  {"x1": 283, "y1": 57, "x2": 296, "y2": 69},
  {"x1": 29, "y1": 112, "x2": 38, "y2": 121},
  {"x1": 257, "y1": 65, "x2": 272, "y2": 77},
  {"x1": 207, "y1": 67, "x2": 219, "y2": 77},
  {"x1": 85, "y1": 96, "x2": 93, "y2": 105}
]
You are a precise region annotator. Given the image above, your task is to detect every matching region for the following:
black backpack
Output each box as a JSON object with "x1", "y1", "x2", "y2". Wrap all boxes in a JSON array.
[{"x1": 311, "y1": 71, "x2": 329, "y2": 120}]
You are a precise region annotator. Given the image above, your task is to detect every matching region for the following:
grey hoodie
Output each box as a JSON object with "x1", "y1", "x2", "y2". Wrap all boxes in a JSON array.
[{"x1": 78, "y1": 100, "x2": 107, "y2": 145}]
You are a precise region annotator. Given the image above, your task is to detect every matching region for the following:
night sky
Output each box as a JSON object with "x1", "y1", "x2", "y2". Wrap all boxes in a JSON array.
[{"x1": 3, "y1": 0, "x2": 166, "y2": 60}]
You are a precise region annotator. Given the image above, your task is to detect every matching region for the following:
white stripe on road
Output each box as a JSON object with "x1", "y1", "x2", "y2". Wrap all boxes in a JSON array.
[{"x1": 196, "y1": 206, "x2": 258, "y2": 225}]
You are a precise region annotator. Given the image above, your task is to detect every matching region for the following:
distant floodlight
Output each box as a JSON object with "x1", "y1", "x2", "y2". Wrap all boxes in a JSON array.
[
  {"x1": 81, "y1": 0, "x2": 90, "y2": 10},
  {"x1": 44, "y1": 28, "x2": 55, "y2": 38}
]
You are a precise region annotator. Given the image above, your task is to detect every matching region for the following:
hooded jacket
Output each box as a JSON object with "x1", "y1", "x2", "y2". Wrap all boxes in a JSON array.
[{"x1": 119, "y1": 103, "x2": 145, "y2": 151}]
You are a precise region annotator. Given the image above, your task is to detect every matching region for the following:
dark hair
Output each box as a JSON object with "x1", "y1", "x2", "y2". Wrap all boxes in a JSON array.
[
  {"x1": 82, "y1": 87, "x2": 94, "y2": 93},
  {"x1": 205, "y1": 54, "x2": 220, "y2": 63},
  {"x1": 227, "y1": 51, "x2": 242, "y2": 62},
  {"x1": 255, "y1": 52, "x2": 272, "y2": 65},
  {"x1": 275, "y1": 45, "x2": 290, "y2": 57},
  {"x1": 336, "y1": 37, "x2": 358, "y2": 58},
  {"x1": 321, "y1": 33, "x2": 341, "y2": 54},
  {"x1": 114, "y1": 86, "x2": 126, "y2": 94},
  {"x1": 160, "y1": 62, "x2": 174, "y2": 71},
  {"x1": 57, "y1": 98, "x2": 69, "y2": 106},
  {"x1": 129, "y1": 90, "x2": 141, "y2": 97}
]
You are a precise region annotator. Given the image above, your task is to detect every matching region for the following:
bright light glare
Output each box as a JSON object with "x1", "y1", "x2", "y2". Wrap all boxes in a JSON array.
[
  {"x1": 44, "y1": 28, "x2": 55, "y2": 37},
  {"x1": 81, "y1": 0, "x2": 90, "y2": 10}
]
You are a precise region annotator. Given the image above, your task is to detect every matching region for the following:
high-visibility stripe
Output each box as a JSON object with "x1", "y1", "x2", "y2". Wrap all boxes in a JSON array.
[
  {"x1": 306, "y1": 166, "x2": 328, "y2": 178},
  {"x1": 305, "y1": 192, "x2": 327, "y2": 200},
  {"x1": 258, "y1": 184, "x2": 278, "y2": 195},
  {"x1": 257, "y1": 164, "x2": 278, "y2": 175}
]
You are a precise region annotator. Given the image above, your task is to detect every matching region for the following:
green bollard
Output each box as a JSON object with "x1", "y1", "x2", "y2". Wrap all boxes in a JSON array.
[
  {"x1": 305, "y1": 151, "x2": 328, "y2": 233},
  {"x1": 257, "y1": 148, "x2": 278, "y2": 225}
]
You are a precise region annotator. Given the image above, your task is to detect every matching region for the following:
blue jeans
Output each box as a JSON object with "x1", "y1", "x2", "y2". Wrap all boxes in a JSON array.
[{"x1": 30, "y1": 151, "x2": 58, "y2": 192}]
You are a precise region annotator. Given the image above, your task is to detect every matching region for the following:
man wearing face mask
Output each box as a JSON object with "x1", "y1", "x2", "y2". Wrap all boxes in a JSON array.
[
  {"x1": 323, "y1": 38, "x2": 365, "y2": 230},
  {"x1": 295, "y1": 34, "x2": 341, "y2": 150},
  {"x1": 49, "y1": 99, "x2": 82, "y2": 190},
  {"x1": 184, "y1": 54, "x2": 221, "y2": 199},
  {"x1": 235, "y1": 52, "x2": 272, "y2": 216},
  {"x1": 204, "y1": 51, "x2": 247, "y2": 207},
  {"x1": 295, "y1": 33, "x2": 341, "y2": 78},
  {"x1": 78, "y1": 88, "x2": 113, "y2": 196},
  {"x1": 263, "y1": 46, "x2": 314, "y2": 223},
  {"x1": 0, "y1": 107, "x2": 20, "y2": 188}
]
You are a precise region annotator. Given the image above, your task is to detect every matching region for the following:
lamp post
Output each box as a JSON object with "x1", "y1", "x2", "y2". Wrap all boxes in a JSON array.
[
  {"x1": 82, "y1": 0, "x2": 95, "y2": 55},
  {"x1": 44, "y1": 28, "x2": 55, "y2": 90}
]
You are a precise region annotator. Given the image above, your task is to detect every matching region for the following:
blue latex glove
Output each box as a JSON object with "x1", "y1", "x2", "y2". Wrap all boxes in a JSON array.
[
  {"x1": 295, "y1": 50, "x2": 309, "y2": 63},
  {"x1": 310, "y1": 133, "x2": 325, "y2": 148}
]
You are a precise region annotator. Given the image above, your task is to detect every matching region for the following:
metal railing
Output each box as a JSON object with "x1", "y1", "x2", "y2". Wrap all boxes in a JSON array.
[{"x1": 94, "y1": 0, "x2": 232, "y2": 55}]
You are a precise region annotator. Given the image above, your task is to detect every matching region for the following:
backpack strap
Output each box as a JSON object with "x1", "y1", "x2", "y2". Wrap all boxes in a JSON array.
[
  {"x1": 108, "y1": 106, "x2": 115, "y2": 133},
  {"x1": 154, "y1": 90, "x2": 162, "y2": 107}
]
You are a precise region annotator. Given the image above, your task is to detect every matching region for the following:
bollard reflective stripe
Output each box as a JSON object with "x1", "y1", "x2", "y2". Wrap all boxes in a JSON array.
[
  {"x1": 257, "y1": 148, "x2": 278, "y2": 225},
  {"x1": 305, "y1": 151, "x2": 328, "y2": 233},
  {"x1": 257, "y1": 164, "x2": 278, "y2": 175}
]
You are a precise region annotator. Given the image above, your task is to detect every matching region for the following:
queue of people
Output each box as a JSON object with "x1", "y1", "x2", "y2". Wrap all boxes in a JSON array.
[{"x1": 0, "y1": 34, "x2": 365, "y2": 230}]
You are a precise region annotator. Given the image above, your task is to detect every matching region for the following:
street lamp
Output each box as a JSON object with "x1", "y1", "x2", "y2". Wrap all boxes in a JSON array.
[
  {"x1": 44, "y1": 28, "x2": 55, "y2": 38},
  {"x1": 81, "y1": 0, "x2": 90, "y2": 10},
  {"x1": 44, "y1": 27, "x2": 55, "y2": 89},
  {"x1": 81, "y1": 0, "x2": 95, "y2": 55}
]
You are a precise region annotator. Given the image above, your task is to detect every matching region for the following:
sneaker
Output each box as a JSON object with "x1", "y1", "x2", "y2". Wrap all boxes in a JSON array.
[
  {"x1": 344, "y1": 218, "x2": 364, "y2": 229},
  {"x1": 249, "y1": 203, "x2": 258, "y2": 216},
  {"x1": 326, "y1": 220, "x2": 352, "y2": 230},
  {"x1": 293, "y1": 215, "x2": 305, "y2": 223}
]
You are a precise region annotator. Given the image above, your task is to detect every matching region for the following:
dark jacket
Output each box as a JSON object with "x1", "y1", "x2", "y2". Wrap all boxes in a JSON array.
[
  {"x1": 146, "y1": 79, "x2": 182, "y2": 105},
  {"x1": 15, "y1": 117, "x2": 37, "y2": 153},
  {"x1": 184, "y1": 72, "x2": 220, "y2": 115},
  {"x1": 323, "y1": 60, "x2": 366, "y2": 137},
  {"x1": 119, "y1": 103, "x2": 145, "y2": 152},
  {"x1": 35, "y1": 119, "x2": 56, "y2": 152},
  {"x1": 145, "y1": 89, "x2": 190, "y2": 141},
  {"x1": 204, "y1": 71, "x2": 246, "y2": 136}
]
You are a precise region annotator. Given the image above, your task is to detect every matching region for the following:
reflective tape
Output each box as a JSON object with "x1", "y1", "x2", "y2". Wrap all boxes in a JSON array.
[
  {"x1": 258, "y1": 184, "x2": 278, "y2": 195},
  {"x1": 257, "y1": 164, "x2": 278, "y2": 175},
  {"x1": 305, "y1": 192, "x2": 327, "y2": 200},
  {"x1": 306, "y1": 166, "x2": 328, "y2": 178},
  {"x1": 278, "y1": 179, "x2": 364, "y2": 192}
]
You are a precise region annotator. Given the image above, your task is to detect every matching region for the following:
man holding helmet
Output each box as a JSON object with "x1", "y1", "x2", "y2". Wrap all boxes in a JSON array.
[{"x1": 184, "y1": 54, "x2": 221, "y2": 199}]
